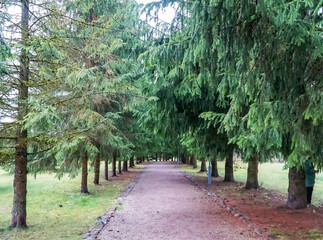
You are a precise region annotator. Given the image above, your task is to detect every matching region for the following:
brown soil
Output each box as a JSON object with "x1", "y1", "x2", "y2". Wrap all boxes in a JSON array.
[
  {"x1": 192, "y1": 173, "x2": 323, "y2": 239},
  {"x1": 98, "y1": 162, "x2": 258, "y2": 240}
]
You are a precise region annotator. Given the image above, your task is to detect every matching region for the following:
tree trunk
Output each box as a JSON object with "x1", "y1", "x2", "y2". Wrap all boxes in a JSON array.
[
  {"x1": 118, "y1": 160, "x2": 122, "y2": 174},
  {"x1": 112, "y1": 152, "x2": 117, "y2": 177},
  {"x1": 224, "y1": 152, "x2": 234, "y2": 182},
  {"x1": 129, "y1": 156, "x2": 134, "y2": 168},
  {"x1": 81, "y1": 151, "x2": 90, "y2": 194},
  {"x1": 245, "y1": 155, "x2": 259, "y2": 189},
  {"x1": 122, "y1": 160, "x2": 128, "y2": 172},
  {"x1": 211, "y1": 159, "x2": 219, "y2": 177},
  {"x1": 187, "y1": 156, "x2": 191, "y2": 166},
  {"x1": 191, "y1": 155, "x2": 198, "y2": 169},
  {"x1": 104, "y1": 159, "x2": 109, "y2": 181},
  {"x1": 93, "y1": 152, "x2": 100, "y2": 185},
  {"x1": 286, "y1": 167, "x2": 307, "y2": 209},
  {"x1": 200, "y1": 158, "x2": 207, "y2": 172},
  {"x1": 10, "y1": 0, "x2": 29, "y2": 228},
  {"x1": 10, "y1": 144, "x2": 28, "y2": 228},
  {"x1": 182, "y1": 155, "x2": 188, "y2": 164}
]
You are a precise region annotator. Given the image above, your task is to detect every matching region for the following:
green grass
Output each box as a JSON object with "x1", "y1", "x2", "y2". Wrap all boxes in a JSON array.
[
  {"x1": 0, "y1": 164, "x2": 144, "y2": 240},
  {"x1": 182, "y1": 161, "x2": 323, "y2": 205},
  {"x1": 298, "y1": 229, "x2": 323, "y2": 239}
]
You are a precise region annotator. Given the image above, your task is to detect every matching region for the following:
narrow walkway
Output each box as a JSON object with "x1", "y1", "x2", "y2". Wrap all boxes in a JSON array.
[{"x1": 98, "y1": 162, "x2": 255, "y2": 240}]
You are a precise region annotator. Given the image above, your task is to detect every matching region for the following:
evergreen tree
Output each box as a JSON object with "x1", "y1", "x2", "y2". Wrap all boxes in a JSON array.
[
  {"x1": 141, "y1": 0, "x2": 322, "y2": 207},
  {"x1": 22, "y1": 0, "x2": 143, "y2": 190},
  {"x1": 195, "y1": 0, "x2": 322, "y2": 205},
  {"x1": 140, "y1": 1, "x2": 236, "y2": 181},
  {"x1": 10, "y1": 0, "x2": 30, "y2": 228},
  {"x1": 1, "y1": 0, "x2": 146, "y2": 226}
]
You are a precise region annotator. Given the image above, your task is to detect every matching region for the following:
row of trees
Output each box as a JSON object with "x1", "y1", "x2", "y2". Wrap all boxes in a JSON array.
[
  {"x1": 0, "y1": 0, "x2": 172, "y2": 228},
  {"x1": 0, "y1": 0, "x2": 322, "y2": 229},
  {"x1": 139, "y1": 0, "x2": 322, "y2": 209}
]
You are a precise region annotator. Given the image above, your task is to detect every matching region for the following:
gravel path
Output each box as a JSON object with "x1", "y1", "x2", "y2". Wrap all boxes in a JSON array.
[{"x1": 98, "y1": 162, "x2": 256, "y2": 240}]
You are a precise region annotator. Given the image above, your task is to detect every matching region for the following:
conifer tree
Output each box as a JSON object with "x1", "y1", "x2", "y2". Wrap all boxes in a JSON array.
[
  {"x1": 141, "y1": 1, "x2": 322, "y2": 207},
  {"x1": 1, "y1": 0, "x2": 146, "y2": 226},
  {"x1": 0, "y1": 0, "x2": 62, "y2": 226},
  {"x1": 21, "y1": 0, "x2": 143, "y2": 191},
  {"x1": 10, "y1": 0, "x2": 30, "y2": 228},
  {"x1": 140, "y1": 1, "x2": 236, "y2": 181},
  {"x1": 196, "y1": 0, "x2": 322, "y2": 206}
]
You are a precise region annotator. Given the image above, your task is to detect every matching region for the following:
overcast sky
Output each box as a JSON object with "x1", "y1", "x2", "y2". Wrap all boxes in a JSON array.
[{"x1": 135, "y1": 0, "x2": 176, "y2": 24}]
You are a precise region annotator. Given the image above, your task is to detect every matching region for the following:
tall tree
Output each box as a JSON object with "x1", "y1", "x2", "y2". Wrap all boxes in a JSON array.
[
  {"x1": 22, "y1": 0, "x2": 142, "y2": 191},
  {"x1": 0, "y1": 0, "x2": 146, "y2": 227},
  {"x1": 141, "y1": 1, "x2": 321, "y2": 201},
  {"x1": 203, "y1": 0, "x2": 322, "y2": 205},
  {"x1": 10, "y1": 0, "x2": 30, "y2": 228}
]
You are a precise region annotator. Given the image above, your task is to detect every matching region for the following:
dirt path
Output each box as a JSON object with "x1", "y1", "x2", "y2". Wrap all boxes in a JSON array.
[
  {"x1": 98, "y1": 162, "x2": 256, "y2": 240},
  {"x1": 191, "y1": 170, "x2": 323, "y2": 239}
]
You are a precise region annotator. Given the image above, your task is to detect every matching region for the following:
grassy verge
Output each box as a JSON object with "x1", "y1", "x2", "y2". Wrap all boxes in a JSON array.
[
  {"x1": 181, "y1": 161, "x2": 323, "y2": 205},
  {"x1": 0, "y1": 164, "x2": 144, "y2": 240}
]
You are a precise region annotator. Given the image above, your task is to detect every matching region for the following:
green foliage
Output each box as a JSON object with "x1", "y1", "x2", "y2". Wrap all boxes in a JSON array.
[
  {"x1": 139, "y1": 0, "x2": 322, "y2": 177},
  {"x1": 0, "y1": 0, "x2": 152, "y2": 176},
  {"x1": 139, "y1": 0, "x2": 235, "y2": 161}
]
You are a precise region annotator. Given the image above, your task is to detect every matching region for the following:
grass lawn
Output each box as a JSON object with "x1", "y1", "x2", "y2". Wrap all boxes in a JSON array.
[
  {"x1": 0, "y1": 164, "x2": 144, "y2": 240},
  {"x1": 182, "y1": 161, "x2": 323, "y2": 206}
]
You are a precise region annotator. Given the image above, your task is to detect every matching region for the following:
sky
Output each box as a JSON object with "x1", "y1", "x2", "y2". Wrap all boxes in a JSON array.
[{"x1": 135, "y1": 0, "x2": 176, "y2": 24}]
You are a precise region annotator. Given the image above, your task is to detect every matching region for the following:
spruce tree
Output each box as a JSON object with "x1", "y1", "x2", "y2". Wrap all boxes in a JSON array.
[{"x1": 10, "y1": 0, "x2": 30, "y2": 228}]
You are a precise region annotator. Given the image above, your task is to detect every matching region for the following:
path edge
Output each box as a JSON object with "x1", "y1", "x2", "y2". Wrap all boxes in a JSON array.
[
  {"x1": 179, "y1": 167, "x2": 267, "y2": 239},
  {"x1": 82, "y1": 164, "x2": 149, "y2": 240}
]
